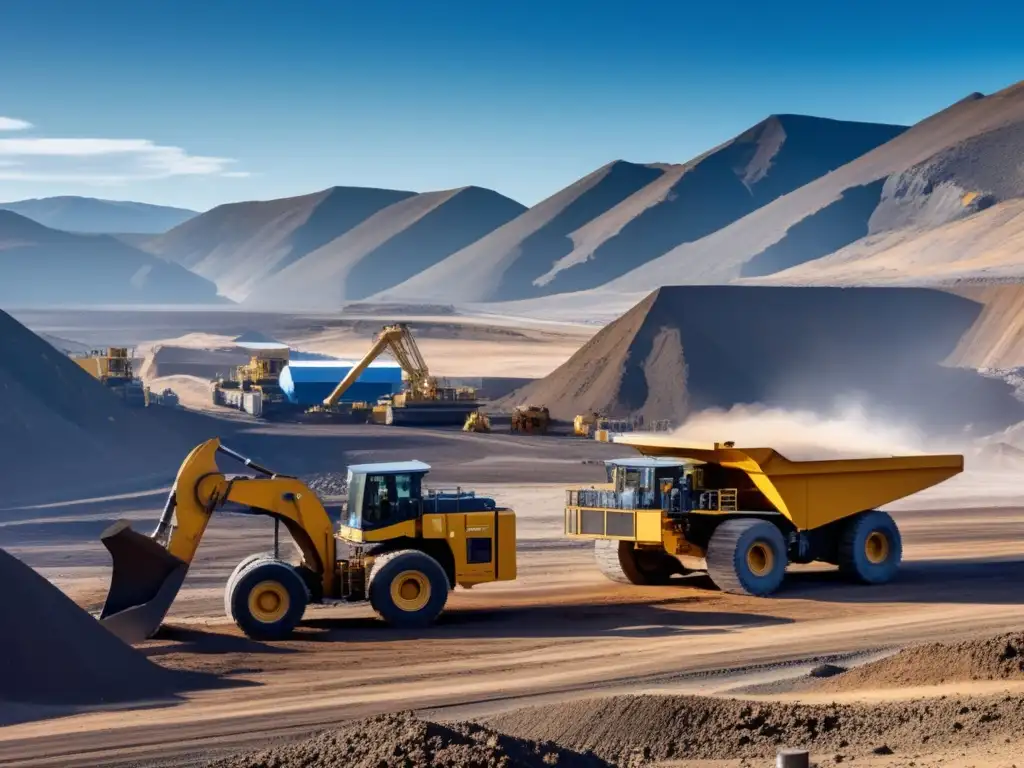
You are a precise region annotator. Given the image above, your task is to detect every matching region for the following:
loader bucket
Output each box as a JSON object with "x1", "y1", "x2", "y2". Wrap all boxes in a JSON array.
[{"x1": 98, "y1": 519, "x2": 189, "y2": 643}]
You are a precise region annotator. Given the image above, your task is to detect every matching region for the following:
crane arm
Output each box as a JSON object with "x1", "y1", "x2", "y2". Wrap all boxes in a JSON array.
[
  {"x1": 322, "y1": 323, "x2": 435, "y2": 406},
  {"x1": 98, "y1": 438, "x2": 336, "y2": 642},
  {"x1": 321, "y1": 327, "x2": 403, "y2": 407}
]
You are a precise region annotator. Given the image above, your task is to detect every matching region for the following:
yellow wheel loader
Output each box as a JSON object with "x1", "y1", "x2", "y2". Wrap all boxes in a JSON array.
[
  {"x1": 564, "y1": 436, "x2": 964, "y2": 596},
  {"x1": 98, "y1": 439, "x2": 516, "y2": 642}
]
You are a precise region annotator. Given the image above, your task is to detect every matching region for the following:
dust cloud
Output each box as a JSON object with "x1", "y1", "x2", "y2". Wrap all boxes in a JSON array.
[
  {"x1": 664, "y1": 400, "x2": 1024, "y2": 508},
  {"x1": 672, "y1": 400, "x2": 930, "y2": 460}
]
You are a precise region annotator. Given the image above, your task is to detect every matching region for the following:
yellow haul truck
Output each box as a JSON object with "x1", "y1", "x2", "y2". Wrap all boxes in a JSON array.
[
  {"x1": 565, "y1": 436, "x2": 963, "y2": 595},
  {"x1": 98, "y1": 439, "x2": 516, "y2": 642}
]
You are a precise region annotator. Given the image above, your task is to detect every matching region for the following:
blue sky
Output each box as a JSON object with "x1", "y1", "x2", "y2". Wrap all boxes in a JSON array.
[{"x1": 1, "y1": 0, "x2": 1022, "y2": 211}]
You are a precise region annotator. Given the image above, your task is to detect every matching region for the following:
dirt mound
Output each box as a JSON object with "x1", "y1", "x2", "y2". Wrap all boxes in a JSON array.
[
  {"x1": 815, "y1": 633, "x2": 1024, "y2": 692},
  {"x1": 609, "y1": 79, "x2": 1024, "y2": 290},
  {"x1": 501, "y1": 285, "x2": 1024, "y2": 433},
  {"x1": 245, "y1": 186, "x2": 527, "y2": 310},
  {"x1": 208, "y1": 712, "x2": 614, "y2": 768},
  {"x1": 0, "y1": 548, "x2": 179, "y2": 705},
  {"x1": 0, "y1": 310, "x2": 187, "y2": 507},
  {"x1": 0, "y1": 210, "x2": 221, "y2": 306},
  {"x1": 146, "y1": 186, "x2": 416, "y2": 301},
  {"x1": 140, "y1": 344, "x2": 248, "y2": 381},
  {"x1": 484, "y1": 693, "x2": 1024, "y2": 764}
]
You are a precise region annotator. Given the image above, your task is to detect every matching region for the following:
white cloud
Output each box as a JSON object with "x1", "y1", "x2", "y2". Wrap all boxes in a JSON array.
[
  {"x1": 0, "y1": 122, "x2": 249, "y2": 184},
  {"x1": 0, "y1": 117, "x2": 32, "y2": 131}
]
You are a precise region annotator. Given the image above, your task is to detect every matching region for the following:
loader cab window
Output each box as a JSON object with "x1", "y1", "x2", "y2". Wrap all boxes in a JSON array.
[{"x1": 348, "y1": 471, "x2": 423, "y2": 531}]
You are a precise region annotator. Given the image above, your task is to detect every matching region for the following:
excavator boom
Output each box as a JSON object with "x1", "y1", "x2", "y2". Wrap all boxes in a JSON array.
[
  {"x1": 321, "y1": 324, "x2": 435, "y2": 407},
  {"x1": 98, "y1": 438, "x2": 336, "y2": 643}
]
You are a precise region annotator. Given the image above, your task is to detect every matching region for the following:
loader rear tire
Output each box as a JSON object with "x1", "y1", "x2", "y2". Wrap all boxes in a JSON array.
[
  {"x1": 594, "y1": 540, "x2": 683, "y2": 585},
  {"x1": 227, "y1": 559, "x2": 309, "y2": 640},
  {"x1": 706, "y1": 518, "x2": 787, "y2": 597},
  {"x1": 368, "y1": 550, "x2": 449, "y2": 629},
  {"x1": 838, "y1": 510, "x2": 902, "y2": 585}
]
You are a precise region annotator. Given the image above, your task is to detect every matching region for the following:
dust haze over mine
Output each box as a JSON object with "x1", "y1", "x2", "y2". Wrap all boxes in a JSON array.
[{"x1": 5, "y1": 55, "x2": 1024, "y2": 768}]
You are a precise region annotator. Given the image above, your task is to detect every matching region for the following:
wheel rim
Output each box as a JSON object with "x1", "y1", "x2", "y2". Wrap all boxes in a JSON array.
[
  {"x1": 865, "y1": 531, "x2": 890, "y2": 564},
  {"x1": 248, "y1": 580, "x2": 290, "y2": 623},
  {"x1": 390, "y1": 570, "x2": 431, "y2": 612},
  {"x1": 746, "y1": 541, "x2": 774, "y2": 577}
]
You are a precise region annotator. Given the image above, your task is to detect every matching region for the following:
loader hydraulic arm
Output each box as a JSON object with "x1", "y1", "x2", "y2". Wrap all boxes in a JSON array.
[{"x1": 99, "y1": 438, "x2": 336, "y2": 643}]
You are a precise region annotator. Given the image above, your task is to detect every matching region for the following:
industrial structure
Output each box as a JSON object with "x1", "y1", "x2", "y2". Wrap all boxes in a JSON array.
[
  {"x1": 565, "y1": 435, "x2": 964, "y2": 595},
  {"x1": 98, "y1": 438, "x2": 517, "y2": 642}
]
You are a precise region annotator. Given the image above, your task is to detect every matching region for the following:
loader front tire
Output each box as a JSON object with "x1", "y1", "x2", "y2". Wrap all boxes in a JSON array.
[
  {"x1": 227, "y1": 559, "x2": 309, "y2": 640},
  {"x1": 706, "y1": 518, "x2": 787, "y2": 597},
  {"x1": 368, "y1": 550, "x2": 449, "y2": 629},
  {"x1": 838, "y1": 510, "x2": 902, "y2": 585},
  {"x1": 594, "y1": 540, "x2": 683, "y2": 585}
]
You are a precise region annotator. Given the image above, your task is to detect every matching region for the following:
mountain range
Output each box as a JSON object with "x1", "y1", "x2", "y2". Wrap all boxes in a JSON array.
[
  {"x1": 0, "y1": 196, "x2": 197, "y2": 234},
  {"x1": 2, "y1": 79, "x2": 1023, "y2": 308}
]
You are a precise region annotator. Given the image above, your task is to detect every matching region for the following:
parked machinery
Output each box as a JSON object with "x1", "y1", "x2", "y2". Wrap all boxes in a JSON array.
[
  {"x1": 463, "y1": 410, "x2": 492, "y2": 432},
  {"x1": 573, "y1": 412, "x2": 602, "y2": 438},
  {"x1": 98, "y1": 438, "x2": 517, "y2": 642},
  {"x1": 211, "y1": 344, "x2": 292, "y2": 418},
  {"x1": 564, "y1": 436, "x2": 963, "y2": 596},
  {"x1": 71, "y1": 347, "x2": 148, "y2": 407},
  {"x1": 315, "y1": 323, "x2": 479, "y2": 427},
  {"x1": 511, "y1": 405, "x2": 550, "y2": 434}
]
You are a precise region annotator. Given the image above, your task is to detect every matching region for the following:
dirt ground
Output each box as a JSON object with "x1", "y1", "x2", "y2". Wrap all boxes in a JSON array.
[
  {"x1": 4, "y1": 307, "x2": 1024, "y2": 767},
  {"x1": 2, "y1": 445, "x2": 1024, "y2": 767}
]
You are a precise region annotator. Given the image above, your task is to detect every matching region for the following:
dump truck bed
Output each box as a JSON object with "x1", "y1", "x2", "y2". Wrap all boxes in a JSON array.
[{"x1": 613, "y1": 435, "x2": 964, "y2": 531}]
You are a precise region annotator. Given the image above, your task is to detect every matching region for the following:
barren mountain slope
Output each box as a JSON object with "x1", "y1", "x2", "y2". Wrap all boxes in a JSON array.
[
  {"x1": 145, "y1": 186, "x2": 415, "y2": 301},
  {"x1": 740, "y1": 197, "x2": 1024, "y2": 286},
  {"x1": 606, "y1": 81, "x2": 1024, "y2": 289},
  {"x1": 0, "y1": 210, "x2": 220, "y2": 306},
  {"x1": 0, "y1": 310, "x2": 188, "y2": 506},
  {"x1": 0, "y1": 196, "x2": 197, "y2": 234},
  {"x1": 373, "y1": 160, "x2": 668, "y2": 303},
  {"x1": 244, "y1": 186, "x2": 526, "y2": 310},
  {"x1": 501, "y1": 285, "x2": 1022, "y2": 434},
  {"x1": 532, "y1": 115, "x2": 906, "y2": 295}
]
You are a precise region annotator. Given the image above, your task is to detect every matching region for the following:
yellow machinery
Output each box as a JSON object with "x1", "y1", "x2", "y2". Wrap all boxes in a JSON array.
[
  {"x1": 212, "y1": 345, "x2": 291, "y2": 417},
  {"x1": 98, "y1": 438, "x2": 516, "y2": 642},
  {"x1": 565, "y1": 435, "x2": 963, "y2": 595},
  {"x1": 317, "y1": 324, "x2": 479, "y2": 427},
  {"x1": 573, "y1": 412, "x2": 601, "y2": 438},
  {"x1": 463, "y1": 410, "x2": 492, "y2": 432},
  {"x1": 511, "y1": 405, "x2": 550, "y2": 434},
  {"x1": 72, "y1": 347, "x2": 148, "y2": 407}
]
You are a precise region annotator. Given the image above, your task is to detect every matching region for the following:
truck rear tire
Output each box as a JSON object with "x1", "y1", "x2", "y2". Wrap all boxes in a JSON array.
[
  {"x1": 594, "y1": 540, "x2": 683, "y2": 585},
  {"x1": 706, "y1": 518, "x2": 787, "y2": 597},
  {"x1": 227, "y1": 559, "x2": 309, "y2": 640},
  {"x1": 368, "y1": 550, "x2": 449, "y2": 628},
  {"x1": 838, "y1": 510, "x2": 902, "y2": 584}
]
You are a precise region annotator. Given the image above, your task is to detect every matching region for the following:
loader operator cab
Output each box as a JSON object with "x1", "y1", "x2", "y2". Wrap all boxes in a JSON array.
[{"x1": 345, "y1": 460, "x2": 431, "y2": 531}]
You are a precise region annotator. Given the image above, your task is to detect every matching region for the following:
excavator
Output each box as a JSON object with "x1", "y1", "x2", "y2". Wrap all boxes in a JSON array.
[
  {"x1": 98, "y1": 438, "x2": 517, "y2": 642},
  {"x1": 312, "y1": 323, "x2": 479, "y2": 427}
]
